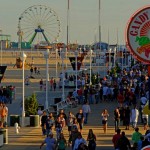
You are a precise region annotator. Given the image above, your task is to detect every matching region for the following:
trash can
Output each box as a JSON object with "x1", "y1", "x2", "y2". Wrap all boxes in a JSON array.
[
  {"x1": 30, "y1": 115, "x2": 39, "y2": 127},
  {"x1": 0, "y1": 129, "x2": 8, "y2": 144},
  {"x1": 0, "y1": 133, "x2": 3, "y2": 147},
  {"x1": 9, "y1": 115, "x2": 20, "y2": 126}
]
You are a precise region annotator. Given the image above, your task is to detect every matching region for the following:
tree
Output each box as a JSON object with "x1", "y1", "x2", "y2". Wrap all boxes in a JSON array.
[{"x1": 25, "y1": 93, "x2": 38, "y2": 117}]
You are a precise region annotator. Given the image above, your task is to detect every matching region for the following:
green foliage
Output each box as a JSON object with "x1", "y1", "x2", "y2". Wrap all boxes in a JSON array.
[{"x1": 25, "y1": 93, "x2": 38, "y2": 117}]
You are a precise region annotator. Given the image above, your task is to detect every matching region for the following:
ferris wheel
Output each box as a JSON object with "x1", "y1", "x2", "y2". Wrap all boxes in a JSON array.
[{"x1": 18, "y1": 5, "x2": 61, "y2": 45}]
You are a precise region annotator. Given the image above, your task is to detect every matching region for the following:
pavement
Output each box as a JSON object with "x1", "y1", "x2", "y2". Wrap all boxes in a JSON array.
[{"x1": 0, "y1": 52, "x2": 146, "y2": 150}]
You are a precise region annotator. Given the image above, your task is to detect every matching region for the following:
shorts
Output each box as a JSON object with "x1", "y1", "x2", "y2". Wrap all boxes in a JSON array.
[
  {"x1": 102, "y1": 120, "x2": 107, "y2": 125},
  {"x1": 78, "y1": 122, "x2": 83, "y2": 130}
]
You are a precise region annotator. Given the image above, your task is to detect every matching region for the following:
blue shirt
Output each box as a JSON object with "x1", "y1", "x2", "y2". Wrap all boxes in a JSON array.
[{"x1": 44, "y1": 137, "x2": 56, "y2": 150}]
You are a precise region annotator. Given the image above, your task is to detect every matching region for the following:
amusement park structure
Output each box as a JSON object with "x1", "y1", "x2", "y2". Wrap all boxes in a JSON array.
[{"x1": 17, "y1": 5, "x2": 61, "y2": 49}]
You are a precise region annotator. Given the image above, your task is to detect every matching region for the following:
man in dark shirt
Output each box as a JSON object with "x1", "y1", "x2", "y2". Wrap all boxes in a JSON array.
[
  {"x1": 117, "y1": 131, "x2": 131, "y2": 150},
  {"x1": 41, "y1": 111, "x2": 47, "y2": 135}
]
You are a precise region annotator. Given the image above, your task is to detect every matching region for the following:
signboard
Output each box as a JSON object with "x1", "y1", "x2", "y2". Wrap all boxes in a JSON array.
[
  {"x1": 126, "y1": 6, "x2": 150, "y2": 64},
  {"x1": 142, "y1": 145, "x2": 150, "y2": 150}
]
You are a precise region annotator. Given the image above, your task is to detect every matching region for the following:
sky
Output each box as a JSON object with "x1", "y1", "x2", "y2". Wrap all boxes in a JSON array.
[{"x1": 1, "y1": 0, "x2": 150, "y2": 45}]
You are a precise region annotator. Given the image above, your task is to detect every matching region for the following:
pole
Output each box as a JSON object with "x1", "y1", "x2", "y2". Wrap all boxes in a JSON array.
[
  {"x1": 45, "y1": 57, "x2": 49, "y2": 109},
  {"x1": 109, "y1": 49, "x2": 111, "y2": 70},
  {"x1": 1, "y1": 40, "x2": 2, "y2": 66},
  {"x1": 98, "y1": 0, "x2": 101, "y2": 75},
  {"x1": 75, "y1": 51, "x2": 78, "y2": 91},
  {"x1": 90, "y1": 50, "x2": 92, "y2": 85},
  {"x1": 56, "y1": 49, "x2": 58, "y2": 78},
  {"x1": 62, "y1": 54, "x2": 65, "y2": 101},
  {"x1": 22, "y1": 52, "x2": 26, "y2": 127},
  {"x1": 114, "y1": 48, "x2": 116, "y2": 67},
  {"x1": 66, "y1": 0, "x2": 70, "y2": 68},
  {"x1": 65, "y1": 48, "x2": 67, "y2": 68},
  {"x1": 67, "y1": 0, "x2": 70, "y2": 47}
]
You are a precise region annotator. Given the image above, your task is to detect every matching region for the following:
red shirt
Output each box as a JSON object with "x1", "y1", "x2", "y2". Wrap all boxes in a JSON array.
[{"x1": 112, "y1": 134, "x2": 121, "y2": 148}]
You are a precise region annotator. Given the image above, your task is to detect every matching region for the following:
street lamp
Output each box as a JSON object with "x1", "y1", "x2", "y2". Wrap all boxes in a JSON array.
[
  {"x1": 90, "y1": 49, "x2": 93, "y2": 85},
  {"x1": 56, "y1": 48, "x2": 58, "y2": 78},
  {"x1": 74, "y1": 50, "x2": 78, "y2": 91},
  {"x1": 0, "y1": 30, "x2": 2, "y2": 66},
  {"x1": 44, "y1": 49, "x2": 50, "y2": 109},
  {"x1": 60, "y1": 49, "x2": 65, "y2": 101},
  {"x1": 20, "y1": 52, "x2": 27, "y2": 127},
  {"x1": 109, "y1": 48, "x2": 112, "y2": 70},
  {"x1": 114, "y1": 47, "x2": 117, "y2": 67}
]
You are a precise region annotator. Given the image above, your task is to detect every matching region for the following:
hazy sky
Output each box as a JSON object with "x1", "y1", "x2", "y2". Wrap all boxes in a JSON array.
[{"x1": 1, "y1": 0, "x2": 150, "y2": 45}]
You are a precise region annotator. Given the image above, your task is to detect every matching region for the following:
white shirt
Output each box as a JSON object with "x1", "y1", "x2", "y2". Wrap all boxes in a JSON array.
[{"x1": 131, "y1": 108, "x2": 139, "y2": 122}]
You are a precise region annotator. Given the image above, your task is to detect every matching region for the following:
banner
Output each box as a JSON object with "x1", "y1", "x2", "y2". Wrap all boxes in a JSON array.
[
  {"x1": 69, "y1": 57, "x2": 84, "y2": 70},
  {"x1": 0, "y1": 66, "x2": 7, "y2": 83}
]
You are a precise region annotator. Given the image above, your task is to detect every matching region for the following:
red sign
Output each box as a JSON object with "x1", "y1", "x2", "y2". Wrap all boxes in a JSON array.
[{"x1": 126, "y1": 6, "x2": 150, "y2": 64}]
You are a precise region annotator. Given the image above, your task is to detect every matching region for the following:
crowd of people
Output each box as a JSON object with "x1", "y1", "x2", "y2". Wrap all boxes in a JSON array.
[
  {"x1": 38, "y1": 62, "x2": 150, "y2": 149},
  {"x1": 40, "y1": 108, "x2": 95, "y2": 150},
  {"x1": 0, "y1": 85, "x2": 15, "y2": 104}
]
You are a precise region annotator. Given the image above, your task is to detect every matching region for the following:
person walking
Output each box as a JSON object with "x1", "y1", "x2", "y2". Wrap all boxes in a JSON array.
[
  {"x1": 56, "y1": 133, "x2": 67, "y2": 150},
  {"x1": 82, "y1": 101, "x2": 91, "y2": 124},
  {"x1": 130, "y1": 105, "x2": 139, "y2": 129},
  {"x1": 39, "y1": 79, "x2": 43, "y2": 91},
  {"x1": 132, "y1": 127, "x2": 142, "y2": 149},
  {"x1": 41, "y1": 111, "x2": 47, "y2": 135},
  {"x1": 142, "y1": 113, "x2": 149, "y2": 130},
  {"x1": 112, "y1": 128, "x2": 122, "y2": 150},
  {"x1": 117, "y1": 131, "x2": 131, "y2": 150},
  {"x1": 67, "y1": 112, "x2": 75, "y2": 135},
  {"x1": 53, "y1": 79, "x2": 57, "y2": 91},
  {"x1": 124, "y1": 105, "x2": 130, "y2": 130},
  {"x1": 76, "y1": 109, "x2": 84, "y2": 133},
  {"x1": 101, "y1": 109, "x2": 109, "y2": 133},
  {"x1": 87, "y1": 129, "x2": 96, "y2": 150},
  {"x1": 50, "y1": 77, "x2": 54, "y2": 91},
  {"x1": 40, "y1": 132, "x2": 56, "y2": 150},
  {"x1": 73, "y1": 133, "x2": 87, "y2": 150},
  {"x1": 68, "y1": 126, "x2": 80, "y2": 149},
  {"x1": 114, "y1": 108, "x2": 120, "y2": 131}
]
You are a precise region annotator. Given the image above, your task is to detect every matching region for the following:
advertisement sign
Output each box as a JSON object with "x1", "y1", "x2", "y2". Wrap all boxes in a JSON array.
[{"x1": 126, "y1": 6, "x2": 150, "y2": 64}]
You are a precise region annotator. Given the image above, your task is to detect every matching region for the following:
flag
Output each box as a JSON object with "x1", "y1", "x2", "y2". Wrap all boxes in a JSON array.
[
  {"x1": 0, "y1": 66, "x2": 7, "y2": 83},
  {"x1": 69, "y1": 57, "x2": 84, "y2": 70}
]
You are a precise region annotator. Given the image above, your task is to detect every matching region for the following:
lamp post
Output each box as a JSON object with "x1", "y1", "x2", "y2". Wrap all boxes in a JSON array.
[
  {"x1": 109, "y1": 48, "x2": 112, "y2": 70},
  {"x1": 114, "y1": 47, "x2": 116, "y2": 67},
  {"x1": 21, "y1": 52, "x2": 27, "y2": 127},
  {"x1": 90, "y1": 49, "x2": 92, "y2": 85},
  {"x1": 60, "y1": 50, "x2": 65, "y2": 101},
  {"x1": 56, "y1": 49, "x2": 58, "y2": 78},
  {"x1": 44, "y1": 49, "x2": 50, "y2": 109},
  {"x1": 0, "y1": 30, "x2": 2, "y2": 66},
  {"x1": 74, "y1": 50, "x2": 78, "y2": 91}
]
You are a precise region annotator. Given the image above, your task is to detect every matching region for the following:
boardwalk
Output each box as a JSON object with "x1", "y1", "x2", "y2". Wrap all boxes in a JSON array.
[{"x1": 0, "y1": 61, "x2": 145, "y2": 150}]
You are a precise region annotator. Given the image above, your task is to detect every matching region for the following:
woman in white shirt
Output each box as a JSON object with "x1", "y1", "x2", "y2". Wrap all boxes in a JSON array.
[{"x1": 101, "y1": 109, "x2": 109, "y2": 133}]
